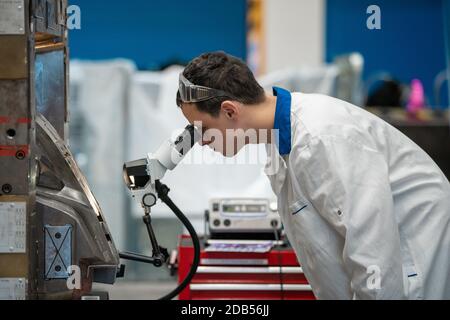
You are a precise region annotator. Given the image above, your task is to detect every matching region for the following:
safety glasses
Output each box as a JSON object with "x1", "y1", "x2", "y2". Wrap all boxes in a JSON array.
[{"x1": 177, "y1": 73, "x2": 235, "y2": 106}]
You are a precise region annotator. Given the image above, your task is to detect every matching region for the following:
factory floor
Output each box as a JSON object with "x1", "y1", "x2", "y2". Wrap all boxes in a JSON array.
[{"x1": 93, "y1": 279, "x2": 179, "y2": 300}]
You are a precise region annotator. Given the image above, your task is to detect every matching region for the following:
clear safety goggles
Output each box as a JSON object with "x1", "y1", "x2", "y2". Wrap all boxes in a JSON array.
[{"x1": 177, "y1": 73, "x2": 235, "y2": 106}]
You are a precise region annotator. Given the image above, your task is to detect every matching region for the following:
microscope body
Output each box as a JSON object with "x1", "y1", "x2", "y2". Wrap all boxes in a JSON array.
[{"x1": 123, "y1": 125, "x2": 200, "y2": 209}]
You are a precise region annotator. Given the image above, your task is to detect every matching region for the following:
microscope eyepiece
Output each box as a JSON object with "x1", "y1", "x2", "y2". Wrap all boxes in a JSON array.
[{"x1": 174, "y1": 125, "x2": 201, "y2": 155}]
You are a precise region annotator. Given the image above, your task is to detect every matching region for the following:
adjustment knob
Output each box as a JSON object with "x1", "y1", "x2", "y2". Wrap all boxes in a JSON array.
[{"x1": 142, "y1": 193, "x2": 157, "y2": 207}]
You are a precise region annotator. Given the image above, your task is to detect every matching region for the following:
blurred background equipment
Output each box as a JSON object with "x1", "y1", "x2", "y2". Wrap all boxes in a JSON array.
[
  {"x1": 0, "y1": 0, "x2": 120, "y2": 300},
  {"x1": 365, "y1": 73, "x2": 406, "y2": 108},
  {"x1": 206, "y1": 198, "x2": 281, "y2": 240},
  {"x1": 333, "y1": 52, "x2": 365, "y2": 105},
  {"x1": 176, "y1": 198, "x2": 315, "y2": 300},
  {"x1": 326, "y1": 0, "x2": 448, "y2": 107}
]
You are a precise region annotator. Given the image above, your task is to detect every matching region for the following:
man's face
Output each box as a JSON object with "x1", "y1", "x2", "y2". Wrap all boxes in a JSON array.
[{"x1": 181, "y1": 103, "x2": 244, "y2": 157}]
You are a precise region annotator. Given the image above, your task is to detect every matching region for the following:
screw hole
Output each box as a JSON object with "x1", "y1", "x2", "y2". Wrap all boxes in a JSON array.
[
  {"x1": 55, "y1": 265, "x2": 61, "y2": 272},
  {"x1": 55, "y1": 232, "x2": 61, "y2": 239},
  {"x1": 15, "y1": 150, "x2": 25, "y2": 160},
  {"x1": 6, "y1": 129, "x2": 16, "y2": 138},
  {"x1": 1, "y1": 184, "x2": 12, "y2": 194}
]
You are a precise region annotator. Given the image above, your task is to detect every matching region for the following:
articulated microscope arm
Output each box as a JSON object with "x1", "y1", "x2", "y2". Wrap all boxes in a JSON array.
[{"x1": 121, "y1": 125, "x2": 201, "y2": 300}]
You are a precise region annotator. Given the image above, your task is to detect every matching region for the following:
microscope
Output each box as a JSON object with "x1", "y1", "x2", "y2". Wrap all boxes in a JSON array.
[{"x1": 121, "y1": 125, "x2": 201, "y2": 299}]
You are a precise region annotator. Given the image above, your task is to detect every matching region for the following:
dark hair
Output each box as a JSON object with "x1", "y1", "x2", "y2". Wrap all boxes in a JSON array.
[{"x1": 177, "y1": 51, "x2": 265, "y2": 117}]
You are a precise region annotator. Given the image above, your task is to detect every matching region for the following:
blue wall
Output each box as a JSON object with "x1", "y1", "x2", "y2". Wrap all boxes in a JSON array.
[
  {"x1": 445, "y1": 0, "x2": 450, "y2": 99},
  {"x1": 326, "y1": 0, "x2": 447, "y2": 107},
  {"x1": 69, "y1": 0, "x2": 247, "y2": 70}
]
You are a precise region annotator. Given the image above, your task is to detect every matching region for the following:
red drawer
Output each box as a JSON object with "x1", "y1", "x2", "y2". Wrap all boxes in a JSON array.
[
  {"x1": 192, "y1": 266, "x2": 310, "y2": 284},
  {"x1": 178, "y1": 236, "x2": 316, "y2": 300}
]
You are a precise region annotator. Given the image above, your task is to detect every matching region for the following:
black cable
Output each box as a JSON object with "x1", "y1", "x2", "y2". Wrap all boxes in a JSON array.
[
  {"x1": 119, "y1": 182, "x2": 201, "y2": 300},
  {"x1": 119, "y1": 251, "x2": 156, "y2": 264},
  {"x1": 155, "y1": 180, "x2": 201, "y2": 300}
]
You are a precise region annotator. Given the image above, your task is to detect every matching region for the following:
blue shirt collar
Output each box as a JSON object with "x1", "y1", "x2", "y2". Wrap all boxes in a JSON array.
[{"x1": 272, "y1": 87, "x2": 292, "y2": 156}]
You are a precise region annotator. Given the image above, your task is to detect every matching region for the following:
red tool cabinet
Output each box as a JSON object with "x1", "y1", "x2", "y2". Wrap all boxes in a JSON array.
[{"x1": 177, "y1": 235, "x2": 315, "y2": 300}]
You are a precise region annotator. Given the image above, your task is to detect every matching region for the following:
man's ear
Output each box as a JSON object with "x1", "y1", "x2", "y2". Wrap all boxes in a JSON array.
[{"x1": 220, "y1": 100, "x2": 240, "y2": 120}]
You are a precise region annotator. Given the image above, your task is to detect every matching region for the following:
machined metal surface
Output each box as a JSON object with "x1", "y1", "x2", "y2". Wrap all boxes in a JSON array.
[
  {"x1": 0, "y1": 0, "x2": 25, "y2": 35},
  {"x1": 0, "y1": 0, "x2": 32, "y2": 300},
  {"x1": 35, "y1": 50, "x2": 67, "y2": 139},
  {"x1": 33, "y1": 0, "x2": 66, "y2": 36},
  {"x1": 1, "y1": 0, "x2": 119, "y2": 299},
  {"x1": 0, "y1": 36, "x2": 28, "y2": 79},
  {"x1": 35, "y1": 114, "x2": 119, "y2": 287},
  {"x1": 0, "y1": 80, "x2": 31, "y2": 196}
]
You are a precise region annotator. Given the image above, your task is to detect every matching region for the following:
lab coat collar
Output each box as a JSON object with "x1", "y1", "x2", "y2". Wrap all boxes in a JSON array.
[{"x1": 273, "y1": 87, "x2": 292, "y2": 156}]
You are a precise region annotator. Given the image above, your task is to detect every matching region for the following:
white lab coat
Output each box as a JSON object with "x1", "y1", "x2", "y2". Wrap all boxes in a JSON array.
[{"x1": 265, "y1": 92, "x2": 450, "y2": 299}]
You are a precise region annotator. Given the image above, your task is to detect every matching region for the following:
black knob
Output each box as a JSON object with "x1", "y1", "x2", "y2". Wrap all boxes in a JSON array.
[
  {"x1": 224, "y1": 219, "x2": 231, "y2": 227},
  {"x1": 1, "y1": 184, "x2": 12, "y2": 194},
  {"x1": 142, "y1": 193, "x2": 157, "y2": 207},
  {"x1": 213, "y1": 219, "x2": 221, "y2": 227}
]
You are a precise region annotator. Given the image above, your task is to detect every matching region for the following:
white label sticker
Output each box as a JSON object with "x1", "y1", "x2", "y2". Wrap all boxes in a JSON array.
[
  {"x1": 0, "y1": 202, "x2": 26, "y2": 253},
  {"x1": 0, "y1": 0, "x2": 25, "y2": 35},
  {"x1": 0, "y1": 278, "x2": 26, "y2": 300}
]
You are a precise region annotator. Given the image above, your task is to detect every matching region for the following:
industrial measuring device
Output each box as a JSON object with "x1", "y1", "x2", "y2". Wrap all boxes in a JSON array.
[
  {"x1": 207, "y1": 198, "x2": 281, "y2": 239},
  {"x1": 0, "y1": 0, "x2": 119, "y2": 300}
]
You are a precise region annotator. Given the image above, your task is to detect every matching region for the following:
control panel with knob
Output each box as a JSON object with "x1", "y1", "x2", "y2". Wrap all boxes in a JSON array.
[{"x1": 208, "y1": 198, "x2": 281, "y2": 238}]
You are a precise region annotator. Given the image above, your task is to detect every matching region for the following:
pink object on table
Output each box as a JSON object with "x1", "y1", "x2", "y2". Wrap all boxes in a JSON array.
[{"x1": 407, "y1": 79, "x2": 425, "y2": 113}]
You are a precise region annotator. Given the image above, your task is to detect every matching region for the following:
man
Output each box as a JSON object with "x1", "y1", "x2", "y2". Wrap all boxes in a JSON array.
[{"x1": 177, "y1": 51, "x2": 450, "y2": 299}]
